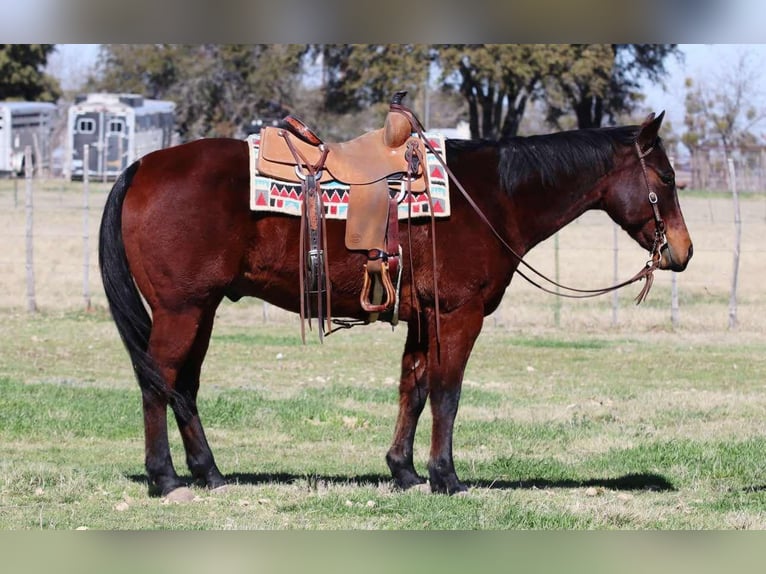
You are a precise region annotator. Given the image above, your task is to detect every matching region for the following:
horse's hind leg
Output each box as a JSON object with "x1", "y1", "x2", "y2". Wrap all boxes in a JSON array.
[
  {"x1": 386, "y1": 320, "x2": 430, "y2": 489},
  {"x1": 144, "y1": 304, "x2": 224, "y2": 495},
  {"x1": 172, "y1": 303, "x2": 227, "y2": 489},
  {"x1": 141, "y1": 388, "x2": 182, "y2": 496}
]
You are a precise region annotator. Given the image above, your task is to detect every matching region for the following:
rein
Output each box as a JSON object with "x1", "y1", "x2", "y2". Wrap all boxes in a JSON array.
[{"x1": 390, "y1": 102, "x2": 668, "y2": 305}]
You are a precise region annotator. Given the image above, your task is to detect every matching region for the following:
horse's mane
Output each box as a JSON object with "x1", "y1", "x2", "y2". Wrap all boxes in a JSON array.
[{"x1": 447, "y1": 125, "x2": 642, "y2": 193}]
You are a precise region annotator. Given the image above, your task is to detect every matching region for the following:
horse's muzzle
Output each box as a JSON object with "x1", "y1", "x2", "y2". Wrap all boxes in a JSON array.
[{"x1": 660, "y1": 242, "x2": 693, "y2": 272}]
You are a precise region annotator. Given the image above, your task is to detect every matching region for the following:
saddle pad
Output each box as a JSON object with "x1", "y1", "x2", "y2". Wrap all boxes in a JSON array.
[{"x1": 247, "y1": 132, "x2": 450, "y2": 220}]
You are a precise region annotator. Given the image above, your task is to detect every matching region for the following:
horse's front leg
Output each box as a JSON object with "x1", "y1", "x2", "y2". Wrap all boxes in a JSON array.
[
  {"x1": 426, "y1": 300, "x2": 484, "y2": 494},
  {"x1": 386, "y1": 320, "x2": 430, "y2": 489}
]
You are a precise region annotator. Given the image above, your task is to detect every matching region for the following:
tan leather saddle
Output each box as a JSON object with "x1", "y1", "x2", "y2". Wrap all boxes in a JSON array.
[{"x1": 256, "y1": 91, "x2": 429, "y2": 337}]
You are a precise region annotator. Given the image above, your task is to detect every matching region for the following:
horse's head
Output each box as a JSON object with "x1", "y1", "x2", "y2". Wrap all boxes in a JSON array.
[{"x1": 603, "y1": 112, "x2": 693, "y2": 272}]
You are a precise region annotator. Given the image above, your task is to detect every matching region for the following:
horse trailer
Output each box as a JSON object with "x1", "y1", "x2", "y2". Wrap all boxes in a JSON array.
[
  {"x1": 0, "y1": 101, "x2": 57, "y2": 176},
  {"x1": 66, "y1": 93, "x2": 176, "y2": 180}
]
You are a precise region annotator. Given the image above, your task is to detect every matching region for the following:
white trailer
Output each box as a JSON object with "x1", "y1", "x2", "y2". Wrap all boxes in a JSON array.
[
  {"x1": 0, "y1": 101, "x2": 57, "y2": 176},
  {"x1": 66, "y1": 93, "x2": 175, "y2": 180}
]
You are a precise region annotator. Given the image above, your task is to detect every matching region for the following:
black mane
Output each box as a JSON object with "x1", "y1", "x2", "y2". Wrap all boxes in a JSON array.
[{"x1": 447, "y1": 125, "x2": 642, "y2": 193}]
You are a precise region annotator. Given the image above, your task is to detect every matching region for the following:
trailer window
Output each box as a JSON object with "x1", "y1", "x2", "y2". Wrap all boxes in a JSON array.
[
  {"x1": 77, "y1": 118, "x2": 96, "y2": 134},
  {"x1": 108, "y1": 119, "x2": 125, "y2": 133}
]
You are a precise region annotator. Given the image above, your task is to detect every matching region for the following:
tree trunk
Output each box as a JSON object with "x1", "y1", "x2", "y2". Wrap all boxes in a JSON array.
[
  {"x1": 481, "y1": 88, "x2": 495, "y2": 139},
  {"x1": 501, "y1": 92, "x2": 527, "y2": 138},
  {"x1": 574, "y1": 95, "x2": 604, "y2": 129},
  {"x1": 467, "y1": 91, "x2": 479, "y2": 139}
]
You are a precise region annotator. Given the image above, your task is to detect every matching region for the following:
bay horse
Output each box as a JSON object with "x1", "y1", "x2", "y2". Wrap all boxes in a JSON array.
[{"x1": 99, "y1": 111, "x2": 692, "y2": 496}]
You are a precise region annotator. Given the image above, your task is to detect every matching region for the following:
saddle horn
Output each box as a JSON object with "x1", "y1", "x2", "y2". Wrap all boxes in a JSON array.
[
  {"x1": 391, "y1": 91, "x2": 408, "y2": 106},
  {"x1": 385, "y1": 91, "x2": 413, "y2": 148}
]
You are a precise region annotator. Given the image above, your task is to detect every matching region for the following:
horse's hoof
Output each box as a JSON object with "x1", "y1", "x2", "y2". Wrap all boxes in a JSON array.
[
  {"x1": 429, "y1": 477, "x2": 469, "y2": 495},
  {"x1": 163, "y1": 486, "x2": 195, "y2": 503},
  {"x1": 389, "y1": 468, "x2": 427, "y2": 491}
]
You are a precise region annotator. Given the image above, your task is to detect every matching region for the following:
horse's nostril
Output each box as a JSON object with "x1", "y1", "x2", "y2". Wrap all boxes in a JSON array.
[{"x1": 687, "y1": 244, "x2": 694, "y2": 260}]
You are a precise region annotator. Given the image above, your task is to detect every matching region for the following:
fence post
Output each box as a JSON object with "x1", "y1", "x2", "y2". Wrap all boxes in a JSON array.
[
  {"x1": 553, "y1": 232, "x2": 561, "y2": 327},
  {"x1": 102, "y1": 139, "x2": 108, "y2": 183},
  {"x1": 669, "y1": 157, "x2": 679, "y2": 327},
  {"x1": 32, "y1": 132, "x2": 42, "y2": 178},
  {"x1": 611, "y1": 222, "x2": 619, "y2": 326},
  {"x1": 25, "y1": 146, "x2": 37, "y2": 313},
  {"x1": 83, "y1": 145, "x2": 92, "y2": 311},
  {"x1": 727, "y1": 158, "x2": 741, "y2": 329},
  {"x1": 670, "y1": 272, "x2": 679, "y2": 327}
]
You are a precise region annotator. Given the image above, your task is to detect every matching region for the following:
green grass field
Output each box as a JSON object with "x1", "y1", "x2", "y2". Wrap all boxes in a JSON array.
[
  {"x1": 1, "y1": 305, "x2": 766, "y2": 529},
  {"x1": 1, "y1": 180, "x2": 766, "y2": 529}
]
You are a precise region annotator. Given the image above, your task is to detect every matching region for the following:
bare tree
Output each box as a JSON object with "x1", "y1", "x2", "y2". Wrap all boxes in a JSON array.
[{"x1": 684, "y1": 48, "x2": 766, "y2": 157}]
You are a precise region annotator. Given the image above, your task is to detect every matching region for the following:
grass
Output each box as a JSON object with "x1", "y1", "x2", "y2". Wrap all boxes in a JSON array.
[{"x1": 2, "y1": 308, "x2": 766, "y2": 529}]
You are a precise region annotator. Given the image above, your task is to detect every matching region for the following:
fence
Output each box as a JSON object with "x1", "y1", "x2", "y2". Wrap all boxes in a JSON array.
[
  {"x1": 684, "y1": 145, "x2": 766, "y2": 193},
  {"x1": 2, "y1": 158, "x2": 766, "y2": 337}
]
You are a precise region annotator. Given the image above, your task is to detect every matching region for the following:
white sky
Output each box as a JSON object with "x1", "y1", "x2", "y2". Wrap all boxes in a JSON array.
[
  {"x1": 46, "y1": 44, "x2": 101, "y2": 90},
  {"x1": 642, "y1": 44, "x2": 766, "y2": 131}
]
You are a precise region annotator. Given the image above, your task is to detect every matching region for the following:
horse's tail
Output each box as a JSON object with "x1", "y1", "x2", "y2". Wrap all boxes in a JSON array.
[{"x1": 98, "y1": 161, "x2": 187, "y2": 414}]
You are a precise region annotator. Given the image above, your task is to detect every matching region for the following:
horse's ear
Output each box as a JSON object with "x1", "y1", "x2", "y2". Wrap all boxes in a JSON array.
[{"x1": 637, "y1": 111, "x2": 665, "y2": 150}]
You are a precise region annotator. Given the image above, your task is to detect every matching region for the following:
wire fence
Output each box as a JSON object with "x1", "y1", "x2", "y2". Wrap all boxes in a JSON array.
[
  {"x1": 2, "y1": 158, "x2": 766, "y2": 336},
  {"x1": 683, "y1": 145, "x2": 766, "y2": 193}
]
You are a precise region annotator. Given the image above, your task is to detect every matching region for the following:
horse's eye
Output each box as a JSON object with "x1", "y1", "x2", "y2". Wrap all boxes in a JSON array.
[{"x1": 660, "y1": 172, "x2": 675, "y2": 186}]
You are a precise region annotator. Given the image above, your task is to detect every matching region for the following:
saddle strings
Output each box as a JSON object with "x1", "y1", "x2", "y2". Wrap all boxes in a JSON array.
[
  {"x1": 404, "y1": 140, "x2": 441, "y2": 357},
  {"x1": 280, "y1": 131, "x2": 333, "y2": 341},
  {"x1": 389, "y1": 103, "x2": 663, "y2": 304}
]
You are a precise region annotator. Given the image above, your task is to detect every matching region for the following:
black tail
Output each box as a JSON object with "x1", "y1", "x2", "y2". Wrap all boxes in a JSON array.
[{"x1": 98, "y1": 162, "x2": 187, "y2": 414}]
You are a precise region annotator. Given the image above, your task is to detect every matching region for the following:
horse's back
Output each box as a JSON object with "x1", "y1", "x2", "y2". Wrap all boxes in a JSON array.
[
  {"x1": 137, "y1": 137, "x2": 248, "y2": 181},
  {"x1": 127, "y1": 138, "x2": 250, "y2": 211}
]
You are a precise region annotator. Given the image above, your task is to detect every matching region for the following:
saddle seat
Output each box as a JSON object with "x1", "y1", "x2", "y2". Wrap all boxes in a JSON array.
[{"x1": 257, "y1": 112, "x2": 427, "y2": 192}]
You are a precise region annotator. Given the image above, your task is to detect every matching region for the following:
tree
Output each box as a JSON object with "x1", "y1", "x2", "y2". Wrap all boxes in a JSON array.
[
  {"x1": 435, "y1": 45, "x2": 548, "y2": 139},
  {"x1": 89, "y1": 44, "x2": 308, "y2": 139},
  {"x1": 315, "y1": 44, "x2": 430, "y2": 115},
  {"x1": 88, "y1": 44, "x2": 182, "y2": 98},
  {"x1": 682, "y1": 49, "x2": 764, "y2": 156},
  {"x1": 0, "y1": 44, "x2": 61, "y2": 101},
  {"x1": 543, "y1": 44, "x2": 681, "y2": 130},
  {"x1": 170, "y1": 44, "x2": 307, "y2": 138},
  {"x1": 429, "y1": 45, "x2": 679, "y2": 139}
]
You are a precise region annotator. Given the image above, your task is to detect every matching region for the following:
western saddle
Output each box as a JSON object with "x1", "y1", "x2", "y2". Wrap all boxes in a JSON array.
[{"x1": 256, "y1": 91, "x2": 430, "y2": 340}]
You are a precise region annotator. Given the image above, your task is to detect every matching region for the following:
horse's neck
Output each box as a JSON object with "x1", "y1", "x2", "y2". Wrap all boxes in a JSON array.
[{"x1": 513, "y1": 176, "x2": 606, "y2": 251}]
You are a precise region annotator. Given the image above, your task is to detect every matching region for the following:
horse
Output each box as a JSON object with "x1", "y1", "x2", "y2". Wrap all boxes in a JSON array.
[{"x1": 99, "y1": 111, "x2": 692, "y2": 496}]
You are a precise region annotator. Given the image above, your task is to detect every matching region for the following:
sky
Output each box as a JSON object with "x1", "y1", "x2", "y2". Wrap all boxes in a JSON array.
[
  {"x1": 642, "y1": 44, "x2": 766, "y2": 129},
  {"x1": 46, "y1": 44, "x2": 101, "y2": 90}
]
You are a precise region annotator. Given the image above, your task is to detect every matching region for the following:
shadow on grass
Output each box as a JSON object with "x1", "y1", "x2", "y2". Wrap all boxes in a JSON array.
[
  {"x1": 471, "y1": 473, "x2": 675, "y2": 492},
  {"x1": 741, "y1": 484, "x2": 766, "y2": 493},
  {"x1": 127, "y1": 471, "x2": 675, "y2": 494}
]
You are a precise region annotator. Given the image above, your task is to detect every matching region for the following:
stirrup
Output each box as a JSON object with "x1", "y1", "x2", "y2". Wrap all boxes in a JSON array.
[{"x1": 360, "y1": 262, "x2": 396, "y2": 313}]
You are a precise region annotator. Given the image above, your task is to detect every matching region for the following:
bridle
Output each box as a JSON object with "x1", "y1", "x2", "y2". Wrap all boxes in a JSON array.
[
  {"x1": 636, "y1": 140, "x2": 669, "y2": 268},
  {"x1": 392, "y1": 102, "x2": 670, "y2": 305}
]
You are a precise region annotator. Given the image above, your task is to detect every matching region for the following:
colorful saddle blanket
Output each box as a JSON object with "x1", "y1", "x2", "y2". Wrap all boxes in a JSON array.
[{"x1": 247, "y1": 132, "x2": 451, "y2": 220}]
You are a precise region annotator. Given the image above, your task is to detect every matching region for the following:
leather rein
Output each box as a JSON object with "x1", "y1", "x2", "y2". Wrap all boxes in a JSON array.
[{"x1": 390, "y1": 102, "x2": 669, "y2": 306}]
